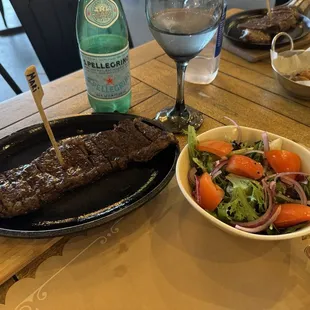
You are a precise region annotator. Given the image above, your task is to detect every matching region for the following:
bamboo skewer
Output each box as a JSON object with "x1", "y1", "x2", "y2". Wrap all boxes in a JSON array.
[
  {"x1": 266, "y1": 0, "x2": 271, "y2": 18},
  {"x1": 25, "y1": 65, "x2": 64, "y2": 167}
]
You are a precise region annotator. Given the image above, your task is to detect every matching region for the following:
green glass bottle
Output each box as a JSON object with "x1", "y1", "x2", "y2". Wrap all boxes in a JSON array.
[{"x1": 76, "y1": 0, "x2": 131, "y2": 113}]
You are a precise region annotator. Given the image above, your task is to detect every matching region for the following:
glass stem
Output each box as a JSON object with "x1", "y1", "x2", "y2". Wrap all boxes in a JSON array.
[{"x1": 173, "y1": 61, "x2": 188, "y2": 116}]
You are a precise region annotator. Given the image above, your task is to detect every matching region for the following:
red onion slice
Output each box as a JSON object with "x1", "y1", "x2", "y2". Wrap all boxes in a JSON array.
[
  {"x1": 264, "y1": 172, "x2": 310, "y2": 182},
  {"x1": 280, "y1": 176, "x2": 308, "y2": 205},
  {"x1": 244, "y1": 150, "x2": 265, "y2": 156},
  {"x1": 262, "y1": 132, "x2": 269, "y2": 153},
  {"x1": 195, "y1": 175, "x2": 201, "y2": 205},
  {"x1": 210, "y1": 159, "x2": 228, "y2": 177},
  {"x1": 270, "y1": 180, "x2": 276, "y2": 197},
  {"x1": 232, "y1": 180, "x2": 274, "y2": 228},
  {"x1": 212, "y1": 170, "x2": 222, "y2": 179},
  {"x1": 235, "y1": 206, "x2": 281, "y2": 233},
  {"x1": 224, "y1": 116, "x2": 242, "y2": 143}
]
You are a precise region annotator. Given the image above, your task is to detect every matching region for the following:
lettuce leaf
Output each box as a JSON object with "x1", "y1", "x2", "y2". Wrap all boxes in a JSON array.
[
  {"x1": 301, "y1": 177, "x2": 310, "y2": 200},
  {"x1": 216, "y1": 174, "x2": 264, "y2": 223},
  {"x1": 187, "y1": 125, "x2": 213, "y2": 173}
]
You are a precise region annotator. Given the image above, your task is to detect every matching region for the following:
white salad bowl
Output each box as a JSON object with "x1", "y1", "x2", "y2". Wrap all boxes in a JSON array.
[{"x1": 176, "y1": 126, "x2": 310, "y2": 241}]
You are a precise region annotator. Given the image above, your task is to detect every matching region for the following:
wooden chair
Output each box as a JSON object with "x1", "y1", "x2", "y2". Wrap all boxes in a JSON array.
[
  {"x1": 0, "y1": 0, "x2": 23, "y2": 36},
  {"x1": 0, "y1": 63, "x2": 22, "y2": 95},
  {"x1": 10, "y1": 0, "x2": 134, "y2": 81}
]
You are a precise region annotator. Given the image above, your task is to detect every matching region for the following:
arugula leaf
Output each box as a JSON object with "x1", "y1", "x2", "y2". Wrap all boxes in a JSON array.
[
  {"x1": 281, "y1": 222, "x2": 308, "y2": 234},
  {"x1": 187, "y1": 125, "x2": 214, "y2": 173},
  {"x1": 276, "y1": 181, "x2": 287, "y2": 194},
  {"x1": 275, "y1": 193, "x2": 295, "y2": 204},
  {"x1": 248, "y1": 140, "x2": 264, "y2": 164},
  {"x1": 266, "y1": 224, "x2": 280, "y2": 235},
  {"x1": 274, "y1": 182, "x2": 292, "y2": 204},
  {"x1": 187, "y1": 125, "x2": 199, "y2": 166},
  {"x1": 216, "y1": 174, "x2": 264, "y2": 223},
  {"x1": 301, "y1": 177, "x2": 310, "y2": 200},
  {"x1": 192, "y1": 157, "x2": 206, "y2": 172}
]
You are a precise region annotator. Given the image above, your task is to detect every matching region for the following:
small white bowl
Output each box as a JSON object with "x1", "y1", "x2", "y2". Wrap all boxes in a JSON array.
[{"x1": 176, "y1": 126, "x2": 310, "y2": 241}]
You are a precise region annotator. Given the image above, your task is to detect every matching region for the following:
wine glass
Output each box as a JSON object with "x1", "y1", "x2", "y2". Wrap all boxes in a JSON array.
[{"x1": 146, "y1": 0, "x2": 223, "y2": 133}]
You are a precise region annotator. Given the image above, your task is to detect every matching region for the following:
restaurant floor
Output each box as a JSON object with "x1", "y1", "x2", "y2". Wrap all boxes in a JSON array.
[{"x1": 0, "y1": 0, "x2": 275, "y2": 103}]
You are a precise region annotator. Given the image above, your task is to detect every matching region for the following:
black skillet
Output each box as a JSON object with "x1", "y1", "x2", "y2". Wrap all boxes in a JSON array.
[
  {"x1": 224, "y1": 8, "x2": 310, "y2": 49},
  {"x1": 0, "y1": 114, "x2": 179, "y2": 238}
]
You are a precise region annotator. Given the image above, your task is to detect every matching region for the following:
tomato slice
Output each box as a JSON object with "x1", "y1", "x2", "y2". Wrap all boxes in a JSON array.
[
  {"x1": 226, "y1": 155, "x2": 264, "y2": 180},
  {"x1": 196, "y1": 140, "x2": 233, "y2": 157},
  {"x1": 265, "y1": 150, "x2": 301, "y2": 179},
  {"x1": 274, "y1": 204, "x2": 310, "y2": 228},
  {"x1": 199, "y1": 173, "x2": 224, "y2": 211}
]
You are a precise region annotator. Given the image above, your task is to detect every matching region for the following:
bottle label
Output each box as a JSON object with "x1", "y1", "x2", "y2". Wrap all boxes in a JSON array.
[
  {"x1": 84, "y1": 0, "x2": 119, "y2": 28},
  {"x1": 80, "y1": 45, "x2": 131, "y2": 101},
  {"x1": 214, "y1": 3, "x2": 227, "y2": 58}
]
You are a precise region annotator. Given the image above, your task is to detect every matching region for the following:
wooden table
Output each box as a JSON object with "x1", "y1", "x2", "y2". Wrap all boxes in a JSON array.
[{"x1": 0, "y1": 39, "x2": 310, "y2": 307}]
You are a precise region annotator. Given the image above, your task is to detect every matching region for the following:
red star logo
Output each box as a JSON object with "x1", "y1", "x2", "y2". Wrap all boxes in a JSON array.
[{"x1": 106, "y1": 77, "x2": 114, "y2": 85}]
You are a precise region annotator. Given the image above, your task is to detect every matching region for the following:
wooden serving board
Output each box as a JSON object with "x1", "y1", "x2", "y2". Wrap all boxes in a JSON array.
[{"x1": 223, "y1": 8, "x2": 310, "y2": 62}]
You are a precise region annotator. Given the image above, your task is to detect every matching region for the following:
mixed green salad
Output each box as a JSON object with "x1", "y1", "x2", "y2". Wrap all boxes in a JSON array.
[{"x1": 187, "y1": 124, "x2": 310, "y2": 235}]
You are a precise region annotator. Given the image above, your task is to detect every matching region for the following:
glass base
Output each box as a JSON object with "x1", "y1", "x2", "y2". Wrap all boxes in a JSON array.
[{"x1": 154, "y1": 106, "x2": 204, "y2": 134}]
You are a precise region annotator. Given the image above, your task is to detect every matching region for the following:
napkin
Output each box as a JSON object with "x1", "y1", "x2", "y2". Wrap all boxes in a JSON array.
[{"x1": 270, "y1": 47, "x2": 310, "y2": 86}]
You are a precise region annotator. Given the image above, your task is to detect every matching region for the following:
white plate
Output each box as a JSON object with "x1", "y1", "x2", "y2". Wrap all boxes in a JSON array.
[{"x1": 176, "y1": 126, "x2": 310, "y2": 241}]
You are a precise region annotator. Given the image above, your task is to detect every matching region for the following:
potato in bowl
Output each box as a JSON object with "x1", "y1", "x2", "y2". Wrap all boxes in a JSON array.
[{"x1": 176, "y1": 125, "x2": 310, "y2": 241}]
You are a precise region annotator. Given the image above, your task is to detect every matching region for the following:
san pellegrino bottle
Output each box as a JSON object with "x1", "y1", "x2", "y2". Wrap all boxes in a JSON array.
[{"x1": 76, "y1": 0, "x2": 131, "y2": 112}]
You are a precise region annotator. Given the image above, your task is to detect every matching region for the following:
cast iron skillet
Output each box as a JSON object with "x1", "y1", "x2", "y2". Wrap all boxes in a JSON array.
[
  {"x1": 224, "y1": 8, "x2": 310, "y2": 49},
  {"x1": 0, "y1": 114, "x2": 179, "y2": 238}
]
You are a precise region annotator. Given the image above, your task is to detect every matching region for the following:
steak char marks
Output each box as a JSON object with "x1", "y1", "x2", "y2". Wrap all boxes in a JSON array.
[
  {"x1": 0, "y1": 119, "x2": 177, "y2": 218},
  {"x1": 238, "y1": 7, "x2": 300, "y2": 43}
]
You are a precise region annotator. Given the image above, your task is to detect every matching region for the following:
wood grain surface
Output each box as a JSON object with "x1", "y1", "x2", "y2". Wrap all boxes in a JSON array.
[
  {"x1": 0, "y1": 16, "x2": 309, "y2": 304},
  {"x1": 131, "y1": 59, "x2": 310, "y2": 146},
  {"x1": 157, "y1": 55, "x2": 310, "y2": 125},
  {"x1": 0, "y1": 238, "x2": 61, "y2": 285},
  {"x1": 0, "y1": 278, "x2": 15, "y2": 305},
  {"x1": 0, "y1": 82, "x2": 158, "y2": 139}
]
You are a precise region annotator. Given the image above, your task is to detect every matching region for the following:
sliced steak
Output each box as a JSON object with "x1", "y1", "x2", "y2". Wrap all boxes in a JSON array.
[
  {"x1": 131, "y1": 133, "x2": 176, "y2": 162},
  {"x1": 59, "y1": 141, "x2": 98, "y2": 188},
  {"x1": 115, "y1": 119, "x2": 152, "y2": 146},
  {"x1": 240, "y1": 29, "x2": 271, "y2": 43},
  {"x1": 34, "y1": 149, "x2": 70, "y2": 192},
  {"x1": 0, "y1": 178, "x2": 40, "y2": 218},
  {"x1": 5, "y1": 164, "x2": 59, "y2": 202},
  {"x1": 0, "y1": 118, "x2": 178, "y2": 218},
  {"x1": 133, "y1": 119, "x2": 163, "y2": 141},
  {"x1": 237, "y1": 7, "x2": 298, "y2": 34},
  {"x1": 82, "y1": 135, "x2": 113, "y2": 175},
  {"x1": 0, "y1": 174, "x2": 7, "y2": 185},
  {"x1": 131, "y1": 119, "x2": 177, "y2": 162},
  {"x1": 91, "y1": 131, "x2": 129, "y2": 170}
]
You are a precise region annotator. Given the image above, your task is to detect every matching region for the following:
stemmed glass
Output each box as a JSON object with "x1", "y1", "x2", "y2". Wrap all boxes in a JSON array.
[{"x1": 146, "y1": 0, "x2": 223, "y2": 133}]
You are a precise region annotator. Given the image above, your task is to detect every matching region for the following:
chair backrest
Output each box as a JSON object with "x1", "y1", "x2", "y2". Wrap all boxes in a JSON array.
[{"x1": 10, "y1": 0, "x2": 133, "y2": 81}]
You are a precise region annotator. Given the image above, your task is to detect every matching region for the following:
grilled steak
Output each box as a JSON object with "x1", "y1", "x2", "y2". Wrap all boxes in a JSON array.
[
  {"x1": 238, "y1": 6, "x2": 299, "y2": 40},
  {"x1": 240, "y1": 29, "x2": 271, "y2": 43},
  {"x1": 0, "y1": 119, "x2": 178, "y2": 218}
]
